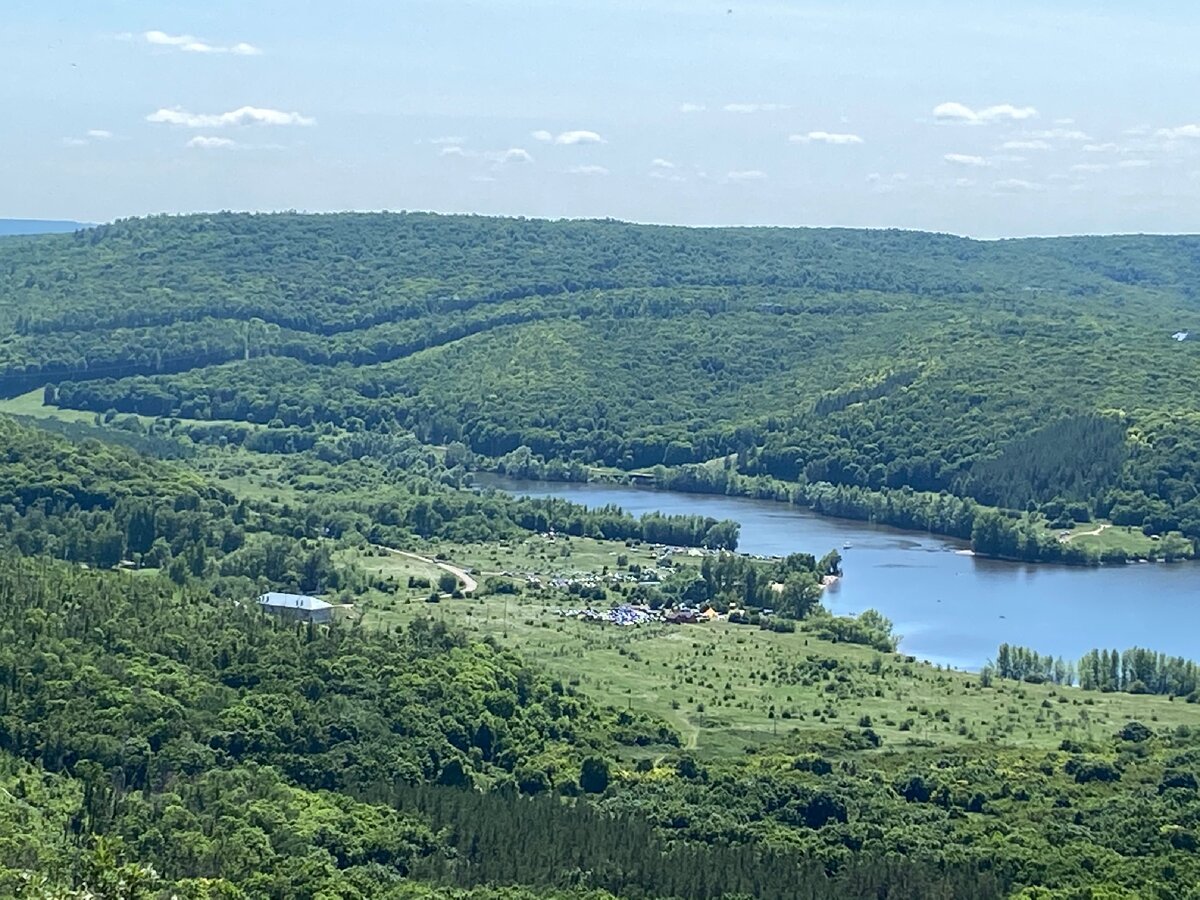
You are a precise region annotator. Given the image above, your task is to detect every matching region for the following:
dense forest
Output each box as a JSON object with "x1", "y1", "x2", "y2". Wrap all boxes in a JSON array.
[
  {"x1": 4, "y1": 549, "x2": 1200, "y2": 898},
  {"x1": 5, "y1": 213, "x2": 1200, "y2": 560},
  {"x1": 5, "y1": 213, "x2": 1200, "y2": 896}
]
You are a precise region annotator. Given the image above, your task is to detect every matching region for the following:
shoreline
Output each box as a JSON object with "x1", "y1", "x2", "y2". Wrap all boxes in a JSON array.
[{"x1": 477, "y1": 470, "x2": 1195, "y2": 570}]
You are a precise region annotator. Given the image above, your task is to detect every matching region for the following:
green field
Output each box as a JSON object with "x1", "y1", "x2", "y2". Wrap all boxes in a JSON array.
[
  {"x1": 0, "y1": 387, "x2": 96, "y2": 422},
  {"x1": 349, "y1": 538, "x2": 1200, "y2": 758}
]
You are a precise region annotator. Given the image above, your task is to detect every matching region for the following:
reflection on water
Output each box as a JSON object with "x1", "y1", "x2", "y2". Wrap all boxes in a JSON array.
[{"x1": 477, "y1": 474, "x2": 1200, "y2": 669}]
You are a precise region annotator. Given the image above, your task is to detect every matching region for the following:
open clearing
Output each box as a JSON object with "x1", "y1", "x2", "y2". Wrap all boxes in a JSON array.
[{"x1": 351, "y1": 538, "x2": 1200, "y2": 759}]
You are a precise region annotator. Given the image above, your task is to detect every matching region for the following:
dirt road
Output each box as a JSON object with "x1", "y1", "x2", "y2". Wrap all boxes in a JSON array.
[{"x1": 383, "y1": 548, "x2": 478, "y2": 594}]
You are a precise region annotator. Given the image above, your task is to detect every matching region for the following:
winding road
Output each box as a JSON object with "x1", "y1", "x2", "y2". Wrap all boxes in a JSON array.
[
  {"x1": 1060, "y1": 523, "x2": 1111, "y2": 543},
  {"x1": 383, "y1": 547, "x2": 478, "y2": 594}
]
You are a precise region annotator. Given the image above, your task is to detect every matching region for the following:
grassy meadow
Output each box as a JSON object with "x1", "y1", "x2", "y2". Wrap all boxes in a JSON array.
[{"x1": 347, "y1": 535, "x2": 1200, "y2": 759}]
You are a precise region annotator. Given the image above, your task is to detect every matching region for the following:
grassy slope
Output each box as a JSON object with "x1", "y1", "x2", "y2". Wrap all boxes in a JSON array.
[{"x1": 344, "y1": 536, "x2": 1200, "y2": 759}]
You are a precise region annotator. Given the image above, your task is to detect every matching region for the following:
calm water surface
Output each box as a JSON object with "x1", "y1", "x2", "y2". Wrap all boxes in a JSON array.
[{"x1": 478, "y1": 475, "x2": 1200, "y2": 669}]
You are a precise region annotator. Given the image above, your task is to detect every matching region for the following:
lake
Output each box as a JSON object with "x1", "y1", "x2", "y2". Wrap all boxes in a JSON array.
[{"x1": 477, "y1": 475, "x2": 1200, "y2": 670}]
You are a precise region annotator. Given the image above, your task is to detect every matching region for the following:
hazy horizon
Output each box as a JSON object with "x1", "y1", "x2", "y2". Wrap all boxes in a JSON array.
[{"x1": 7, "y1": 0, "x2": 1200, "y2": 238}]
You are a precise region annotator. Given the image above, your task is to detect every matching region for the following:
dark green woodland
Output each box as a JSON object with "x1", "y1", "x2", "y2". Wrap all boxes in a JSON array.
[{"x1": 2, "y1": 214, "x2": 1200, "y2": 897}]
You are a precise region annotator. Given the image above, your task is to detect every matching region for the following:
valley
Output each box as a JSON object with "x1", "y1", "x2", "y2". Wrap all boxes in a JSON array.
[{"x1": 2, "y1": 214, "x2": 1200, "y2": 897}]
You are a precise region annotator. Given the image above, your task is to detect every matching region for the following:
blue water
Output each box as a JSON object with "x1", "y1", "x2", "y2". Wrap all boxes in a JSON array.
[{"x1": 478, "y1": 475, "x2": 1200, "y2": 669}]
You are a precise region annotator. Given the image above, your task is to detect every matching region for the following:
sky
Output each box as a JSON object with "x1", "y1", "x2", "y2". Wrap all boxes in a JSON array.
[{"x1": 5, "y1": 0, "x2": 1200, "y2": 237}]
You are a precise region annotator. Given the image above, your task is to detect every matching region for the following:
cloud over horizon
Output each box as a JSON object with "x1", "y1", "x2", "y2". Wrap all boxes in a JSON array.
[
  {"x1": 726, "y1": 169, "x2": 767, "y2": 181},
  {"x1": 1157, "y1": 124, "x2": 1200, "y2": 140},
  {"x1": 790, "y1": 131, "x2": 863, "y2": 145},
  {"x1": 944, "y1": 153, "x2": 989, "y2": 166},
  {"x1": 186, "y1": 136, "x2": 237, "y2": 149},
  {"x1": 147, "y1": 106, "x2": 315, "y2": 127},
  {"x1": 144, "y1": 30, "x2": 261, "y2": 55},
  {"x1": 532, "y1": 129, "x2": 605, "y2": 145},
  {"x1": 933, "y1": 102, "x2": 1038, "y2": 123}
]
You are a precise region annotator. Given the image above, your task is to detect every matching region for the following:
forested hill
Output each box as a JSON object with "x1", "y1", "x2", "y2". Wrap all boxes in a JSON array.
[{"x1": 6, "y1": 212, "x2": 1200, "y2": 538}]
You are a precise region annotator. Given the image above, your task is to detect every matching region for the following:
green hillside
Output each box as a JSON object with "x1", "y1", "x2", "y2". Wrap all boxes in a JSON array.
[
  {"x1": 3, "y1": 211, "x2": 1200, "y2": 894},
  {"x1": 4, "y1": 213, "x2": 1200, "y2": 559}
]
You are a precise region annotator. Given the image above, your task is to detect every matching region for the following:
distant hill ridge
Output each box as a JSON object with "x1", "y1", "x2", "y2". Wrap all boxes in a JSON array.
[
  {"x1": 0, "y1": 218, "x2": 91, "y2": 237},
  {"x1": 4, "y1": 211, "x2": 1200, "y2": 538}
]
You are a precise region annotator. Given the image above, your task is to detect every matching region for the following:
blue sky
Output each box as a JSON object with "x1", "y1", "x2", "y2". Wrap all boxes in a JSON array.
[{"x1": 5, "y1": 0, "x2": 1200, "y2": 236}]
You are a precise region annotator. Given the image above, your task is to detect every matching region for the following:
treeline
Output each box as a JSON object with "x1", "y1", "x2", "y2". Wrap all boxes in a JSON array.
[
  {"x1": 0, "y1": 416, "x2": 351, "y2": 592},
  {"x1": 994, "y1": 643, "x2": 1076, "y2": 685},
  {"x1": 509, "y1": 499, "x2": 740, "y2": 550},
  {"x1": 993, "y1": 643, "x2": 1200, "y2": 697},
  {"x1": 636, "y1": 550, "x2": 836, "y2": 620},
  {"x1": 652, "y1": 462, "x2": 1191, "y2": 565},
  {"x1": 0, "y1": 417, "x2": 747, "y2": 599},
  {"x1": 959, "y1": 414, "x2": 1129, "y2": 508},
  {"x1": 1079, "y1": 647, "x2": 1200, "y2": 697},
  {"x1": 394, "y1": 784, "x2": 1002, "y2": 900},
  {"x1": 20, "y1": 296, "x2": 562, "y2": 399},
  {"x1": 812, "y1": 369, "x2": 919, "y2": 415}
]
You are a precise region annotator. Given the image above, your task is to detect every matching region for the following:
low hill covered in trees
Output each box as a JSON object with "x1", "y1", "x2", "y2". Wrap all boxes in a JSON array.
[{"x1": 5, "y1": 212, "x2": 1200, "y2": 550}]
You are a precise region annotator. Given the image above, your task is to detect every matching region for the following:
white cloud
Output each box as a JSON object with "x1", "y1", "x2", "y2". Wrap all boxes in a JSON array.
[
  {"x1": 1082, "y1": 142, "x2": 1118, "y2": 152},
  {"x1": 498, "y1": 148, "x2": 533, "y2": 164},
  {"x1": 790, "y1": 131, "x2": 863, "y2": 145},
  {"x1": 932, "y1": 101, "x2": 976, "y2": 122},
  {"x1": 724, "y1": 103, "x2": 788, "y2": 113},
  {"x1": 993, "y1": 178, "x2": 1043, "y2": 191},
  {"x1": 1117, "y1": 158, "x2": 1151, "y2": 168},
  {"x1": 953, "y1": 177, "x2": 976, "y2": 188},
  {"x1": 1070, "y1": 163, "x2": 1110, "y2": 173},
  {"x1": 145, "y1": 30, "x2": 190, "y2": 46},
  {"x1": 933, "y1": 101, "x2": 1038, "y2": 123},
  {"x1": 439, "y1": 146, "x2": 534, "y2": 167},
  {"x1": 530, "y1": 129, "x2": 604, "y2": 145},
  {"x1": 143, "y1": 30, "x2": 261, "y2": 55},
  {"x1": 726, "y1": 169, "x2": 767, "y2": 181},
  {"x1": 63, "y1": 129, "x2": 115, "y2": 146},
  {"x1": 1030, "y1": 128, "x2": 1090, "y2": 141},
  {"x1": 568, "y1": 165, "x2": 609, "y2": 175},
  {"x1": 680, "y1": 103, "x2": 706, "y2": 113},
  {"x1": 429, "y1": 136, "x2": 463, "y2": 145},
  {"x1": 554, "y1": 130, "x2": 604, "y2": 145},
  {"x1": 1001, "y1": 139, "x2": 1050, "y2": 150},
  {"x1": 650, "y1": 158, "x2": 675, "y2": 169},
  {"x1": 944, "y1": 153, "x2": 989, "y2": 167},
  {"x1": 186, "y1": 135, "x2": 237, "y2": 149},
  {"x1": 147, "y1": 106, "x2": 315, "y2": 127},
  {"x1": 1157, "y1": 124, "x2": 1200, "y2": 140}
]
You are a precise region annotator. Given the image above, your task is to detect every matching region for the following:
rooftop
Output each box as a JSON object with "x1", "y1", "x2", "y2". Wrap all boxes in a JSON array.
[{"x1": 258, "y1": 591, "x2": 332, "y2": 612}]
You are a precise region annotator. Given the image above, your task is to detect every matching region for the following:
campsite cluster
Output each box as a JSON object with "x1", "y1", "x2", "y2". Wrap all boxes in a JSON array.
[{"x1": 553, "y1": 602, "x2": 724, "y2": 627}]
